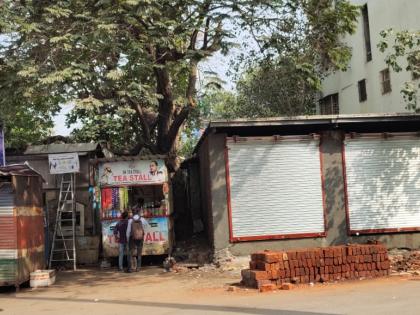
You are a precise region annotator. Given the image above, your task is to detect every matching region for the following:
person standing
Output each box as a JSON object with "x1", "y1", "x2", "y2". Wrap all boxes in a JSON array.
[
  {"x1": 132, "y1": 198, "x2": 144, "y2": 215},
  {"x1": 113, "y1": 211, "x2": 130, "y2": 272},
  {"x1": 126, "y1": 213, "x2": 148, "y2": 272}
]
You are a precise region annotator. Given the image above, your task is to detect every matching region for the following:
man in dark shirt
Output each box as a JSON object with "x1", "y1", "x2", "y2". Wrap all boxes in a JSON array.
[{"x1": 114, "y1": 211, "x2": 129, "y2": 272}]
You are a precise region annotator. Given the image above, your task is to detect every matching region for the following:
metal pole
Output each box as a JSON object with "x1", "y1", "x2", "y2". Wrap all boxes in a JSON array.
[{"x1": 72, "y1": 173, "x2": 77, "y2": 270}]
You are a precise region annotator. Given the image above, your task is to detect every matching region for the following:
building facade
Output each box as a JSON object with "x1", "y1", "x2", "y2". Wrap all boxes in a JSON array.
[
  {"x1": 320, "y1": 0, "x2": 420, "y2": 114},
  {"x1": 194, "y1": 114, "x2": 420, "y2": 255}
]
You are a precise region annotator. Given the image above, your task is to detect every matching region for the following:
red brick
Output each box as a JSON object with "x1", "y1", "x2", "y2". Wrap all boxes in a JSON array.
[
  {"x1": 259, "y1": 283, "x2": 276, "y2": 292},
  {"x1": 282, "y1": 252, "x2": 289, "y2": 261},
  {"x1": 285, "y1": 269, "x2": 291, "y2": 278},
  {"x1": 281, "y1": 283, "x2": 294, "y2": 290},
  {"x1": 251, "y1": 252, "x2": 263, "y2": 262},
  {"x1": 381, "y1": 261, "x2": 390, "y2": 270},
  {"x1": 279, "y1": 270, "x2": 286, "y2": 278},
  {"x1": 250, "y1": 270, "x2": 270, "y2": 281},
  {"x1": 271, "y1": 262, "x2": 280, "y2": 271},
  {"x1": 284, "y1": 260, "x2": 290, "y2": 270},
  {"x1": 278, "y1": 260, "x2": 284, "y2": 270},
  {"x1": 263, "y1": 252, "x2": 280, "y2": 263},
  {"x1": 256, "y1": 261, "x2": 265, "y2": 270}
]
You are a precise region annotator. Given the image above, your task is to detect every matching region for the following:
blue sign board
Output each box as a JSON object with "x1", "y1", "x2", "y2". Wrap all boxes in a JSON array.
[{"x1": 0, "y1": 127, "x2": 5, "y2": 166}]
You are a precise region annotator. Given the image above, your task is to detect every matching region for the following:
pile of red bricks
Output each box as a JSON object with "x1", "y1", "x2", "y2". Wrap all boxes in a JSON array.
[{"x1": 241, "y1": 244, "x2": 390, "y2": 291}]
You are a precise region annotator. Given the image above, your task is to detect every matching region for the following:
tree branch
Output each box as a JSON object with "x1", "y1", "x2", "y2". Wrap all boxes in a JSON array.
[
  {"x1": 166, "y1": 106, "x2": 191, "y2": 152},
  {"x1": 186, "y1": 59, "x2": 198, "y2": 106},
  {"x1": 202, "y1": 17, "x2": 211, "y2": 50},
  {"x1": 127, "y1": 98, "x2": 152, "y2": 144}
]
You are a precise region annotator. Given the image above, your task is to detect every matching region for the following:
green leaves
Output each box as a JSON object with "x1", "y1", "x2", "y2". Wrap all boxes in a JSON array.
[{"x1": 1, "y1": 0, "x2": 360, "y2": 154}]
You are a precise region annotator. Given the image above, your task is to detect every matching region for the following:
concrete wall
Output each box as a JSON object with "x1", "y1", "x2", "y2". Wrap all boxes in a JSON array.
[
  {"x1": 201, "y1": 131, "x2": 420, "y2": 256},
  {"x1": 321, "y1": 0, "x2": 420, "y2": 114}
]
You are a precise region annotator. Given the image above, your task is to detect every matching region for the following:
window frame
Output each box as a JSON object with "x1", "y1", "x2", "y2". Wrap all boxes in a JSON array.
[
  {"x1": 380, "y1": 68, "x2": 392, "y2": 94},
  {"x1": 358, "y1": 79, "x2": 367, "y2": 102},
  {"x1": 319, "y1": 93, "x2": 339, "y2": 115}
]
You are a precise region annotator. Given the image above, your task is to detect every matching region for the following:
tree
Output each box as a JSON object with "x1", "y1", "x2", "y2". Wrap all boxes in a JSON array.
[
  {"x1": 0, "y1": 0, "x2": 359, "y2": 155},
  {"x1": 378, "y1": 29, "x2": 420, "y2": 111},
  {"x1": 234, "y1": 58, "x2": 318, "y2": 117}
]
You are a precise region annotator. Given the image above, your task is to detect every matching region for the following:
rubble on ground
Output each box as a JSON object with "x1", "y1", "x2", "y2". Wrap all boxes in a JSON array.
[
  {"x1": 389, "y1": 249, "x2": 420, "y2": 274},
  {"x1": 170, "y1": 235, "x2": 248, "y2": 274}
]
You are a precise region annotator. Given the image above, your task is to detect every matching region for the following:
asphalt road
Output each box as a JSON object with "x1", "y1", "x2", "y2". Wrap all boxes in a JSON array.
[{"x1": 0, "y1": 268, "x2": 419, "y2": 315}]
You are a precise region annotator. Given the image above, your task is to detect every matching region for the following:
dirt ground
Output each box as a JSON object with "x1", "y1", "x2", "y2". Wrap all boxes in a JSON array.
[{"x1": 1, "y1": 266, "x2": 420, "y2": 315}]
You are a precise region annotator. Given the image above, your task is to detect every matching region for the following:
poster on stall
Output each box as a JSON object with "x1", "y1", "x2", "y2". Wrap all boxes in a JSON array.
[
  {"x1": 98, "y1": 159, "x2": 167, "y2": 186},
  {"x1": 48, "y1": 153, "x2": 80, "y2": 174},
  {"x1": 102, "y1": 217, "x2": 170, "y2": 257},
  {"x1": 0, "y1": 128, "x2": 4, "y2": 166}
]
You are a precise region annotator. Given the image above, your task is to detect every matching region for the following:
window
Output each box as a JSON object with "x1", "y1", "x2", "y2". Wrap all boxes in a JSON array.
[
  {"x1": 361, "y1": 4, "x2": 372, "y2": 62},
  {"x1": 319, "y1": 93, "x2": 339, "y2": 115},
  {"x1": 358, "y1": 79, "x2": 367, "y2": 102},
  {"x1": 380, "y1": 69, "x2": 392, "y2": 94}
]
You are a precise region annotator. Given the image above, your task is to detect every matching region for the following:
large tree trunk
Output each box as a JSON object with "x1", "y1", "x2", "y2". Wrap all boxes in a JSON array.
[{"x1": 155, "y1": 67, "x2": 175, "y2": 153}]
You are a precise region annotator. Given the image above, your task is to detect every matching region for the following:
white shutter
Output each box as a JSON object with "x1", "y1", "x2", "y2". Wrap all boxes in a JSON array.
[
  {"x1": 227, "y1": 138, "x2": 325, "y2": 240},
  {"x1": 344, "y1": 137, "x2": 420, "y2": 233}
]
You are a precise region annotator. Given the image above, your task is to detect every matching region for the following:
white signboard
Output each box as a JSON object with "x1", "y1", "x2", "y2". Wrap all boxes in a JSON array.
[
  {"x1": 48, "y1": 153, "x2": 80, "y2": 174},
  {"x1": 98, "y1": 159, "x2": 167, "y2": 186}
]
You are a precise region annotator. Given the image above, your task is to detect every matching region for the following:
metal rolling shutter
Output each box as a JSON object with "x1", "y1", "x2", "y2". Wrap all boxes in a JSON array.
[
  {"x1": 344, "y1": 137, "x2": 420, "y2": 232},
  {"x1": 227, "y1": 138, "x2": 325, "y2": 240}
]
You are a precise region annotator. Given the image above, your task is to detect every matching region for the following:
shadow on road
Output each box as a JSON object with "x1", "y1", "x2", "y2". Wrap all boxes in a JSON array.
[{"x1": 14, "y1": 296, "x2": 340, "y2": 315}]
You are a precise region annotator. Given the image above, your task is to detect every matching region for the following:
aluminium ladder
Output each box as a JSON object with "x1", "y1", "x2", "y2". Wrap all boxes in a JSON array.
[{"x1": 48, "y1": 173, "x2": 77, "y2": 270}]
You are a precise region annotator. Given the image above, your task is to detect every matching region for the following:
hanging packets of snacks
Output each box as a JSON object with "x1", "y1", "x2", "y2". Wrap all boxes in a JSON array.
[{"x1": 101, "y1": 187, "x2": 130, "y2": 219}]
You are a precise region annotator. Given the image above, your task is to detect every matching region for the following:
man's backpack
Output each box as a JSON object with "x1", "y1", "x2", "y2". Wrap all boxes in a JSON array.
[{"x1": 131, "y1": 219, "x2": 144, "y2": 240}]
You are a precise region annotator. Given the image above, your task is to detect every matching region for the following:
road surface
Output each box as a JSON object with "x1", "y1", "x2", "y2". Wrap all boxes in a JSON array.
[{"x1": 0, "y1": 267, "x2": 419, "y2": 315}]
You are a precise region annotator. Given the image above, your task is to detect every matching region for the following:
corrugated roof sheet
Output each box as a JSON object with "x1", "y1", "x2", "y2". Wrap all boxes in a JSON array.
[
  {"x1": 0, "y1": 163, "x2": 44, "y2": 179},
  {"x1": 24, "y1": 143, "x2": 99, "y2": 155}
]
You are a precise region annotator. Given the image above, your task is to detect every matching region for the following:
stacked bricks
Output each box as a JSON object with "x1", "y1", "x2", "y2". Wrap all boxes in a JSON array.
[{"x1": 241, "y1": 244, "x2": 390, "y2": 290}]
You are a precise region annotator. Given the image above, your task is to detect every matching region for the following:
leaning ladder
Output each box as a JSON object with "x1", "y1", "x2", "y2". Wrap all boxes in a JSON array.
[{"x1": 48, "y1": 173, "x2": 77, "y2": 270}]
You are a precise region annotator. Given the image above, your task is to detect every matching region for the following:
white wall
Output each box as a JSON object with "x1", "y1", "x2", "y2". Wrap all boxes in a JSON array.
[{"x1": 321, "y1": 0, "x2": 420, "y2": 114}]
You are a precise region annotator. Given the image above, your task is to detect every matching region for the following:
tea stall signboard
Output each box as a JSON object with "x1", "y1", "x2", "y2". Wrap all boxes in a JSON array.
[
  {"x1": 98, "y1": 160, "x2": 167, "y2": 186},
  {"x1": 102, "y1": 217, "x2": 170, "y2": 257}
]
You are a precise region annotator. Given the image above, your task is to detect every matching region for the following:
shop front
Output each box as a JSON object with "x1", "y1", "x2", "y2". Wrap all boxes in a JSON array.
[{"x1": 92, "y1": 157, "x2": 174, "y2": 258}]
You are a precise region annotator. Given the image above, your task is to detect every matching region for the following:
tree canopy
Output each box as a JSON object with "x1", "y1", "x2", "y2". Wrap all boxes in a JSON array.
[{"x1": 0, "y1": 0, "x2": 359, "y2": 154}]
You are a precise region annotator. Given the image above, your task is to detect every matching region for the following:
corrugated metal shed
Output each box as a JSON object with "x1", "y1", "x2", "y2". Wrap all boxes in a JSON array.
[
  {"x1": 24, "y1": 143, "x2": 100, "y2": 155},
  {"x1": 0, "y1": 163, "x2": 44, "y2": 178},
  {"x1": 0, "y1": 165, "x2": 45, "y2": 288}
]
